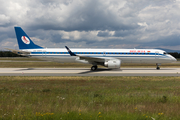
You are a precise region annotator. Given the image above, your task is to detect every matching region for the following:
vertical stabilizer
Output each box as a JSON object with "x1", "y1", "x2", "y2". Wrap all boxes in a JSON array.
[{"x1": 14, "y1": 27, "x2": 43, "y2": 49}]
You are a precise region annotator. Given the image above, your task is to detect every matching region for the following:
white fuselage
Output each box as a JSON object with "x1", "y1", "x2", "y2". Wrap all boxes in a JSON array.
[{"x1": 21, "y1": 48, "x2": 177, "y2": 64}]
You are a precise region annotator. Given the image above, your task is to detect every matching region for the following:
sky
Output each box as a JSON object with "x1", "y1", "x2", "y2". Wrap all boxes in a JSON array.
[{"x1": 1, "y1": 0, "x2": 180, "y2": 50}]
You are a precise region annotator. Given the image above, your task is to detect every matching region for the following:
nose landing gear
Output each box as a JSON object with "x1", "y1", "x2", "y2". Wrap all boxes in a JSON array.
[{"x1": 156, "y1": 63, "x2": 161, "y2": 70}]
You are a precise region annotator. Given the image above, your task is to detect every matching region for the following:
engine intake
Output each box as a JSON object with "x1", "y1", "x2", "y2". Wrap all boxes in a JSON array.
[{"x1": 104, "y1": 59, "x2": 121, "y2": 69}]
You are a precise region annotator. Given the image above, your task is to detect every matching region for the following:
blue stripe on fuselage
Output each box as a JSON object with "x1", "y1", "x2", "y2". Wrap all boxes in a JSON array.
[{"x1": 31, "y1": 52, "x2": 164, "y2": 55}]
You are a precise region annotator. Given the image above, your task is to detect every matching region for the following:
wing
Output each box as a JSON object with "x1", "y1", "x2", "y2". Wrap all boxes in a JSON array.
[
  {"x1": 65, "y1": 46, "x2": 106, "y2": 64},
  {"x1": 65, "y1": 46, "x2": 122, "y2": 69}
]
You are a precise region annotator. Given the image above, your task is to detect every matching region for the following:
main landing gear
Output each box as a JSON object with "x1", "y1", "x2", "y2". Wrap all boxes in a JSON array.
[
  {"x1": 91, "y1": 65, "x2": 98, "y2": 71},
  {"x1": 156, "y1": 63, "x2": 161, "y2": 70}
]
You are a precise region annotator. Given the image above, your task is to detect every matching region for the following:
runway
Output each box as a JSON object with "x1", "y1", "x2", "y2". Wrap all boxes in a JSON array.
[{"x1": 0, "y1": 68, "x2": 180, "y2": 76}]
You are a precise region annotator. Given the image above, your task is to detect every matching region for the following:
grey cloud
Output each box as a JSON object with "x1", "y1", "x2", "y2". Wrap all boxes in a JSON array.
[
  {"x1": 97, "y1": 31, "x2": 112, "y2": 37},
  {"x1": 85, "y1": 38, "x2": 138, "y2": 48},
  {"x1": 113, "y1": 30, "x2": 136, "y2": 37},
  {"x1": 26, "y1": 0, "x2": 139, "y2": 31},
  {"x1": 0, "y1": 0, "x2": 180, "y2": 50},
  {"x1": 39, "y1": 0, "x2": 73, "y2": 5},
  {"x1": 145, "y1": 35, "x2": 180, "y2": 47}
]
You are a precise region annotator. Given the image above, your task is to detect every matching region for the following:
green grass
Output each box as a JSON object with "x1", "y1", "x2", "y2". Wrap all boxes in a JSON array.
[{"x1": 0, "y1": 76, "x2": 180, "y2": 119}]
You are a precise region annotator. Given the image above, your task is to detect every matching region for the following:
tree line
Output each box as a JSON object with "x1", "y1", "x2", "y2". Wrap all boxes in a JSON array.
[
  {"x1": 0, "y1": 51, "x2": 23, "y2": 57},
  {"x1": 168, "y1": 52, "x2": 180, "y2": 58},
  {"x1": 0, "y1": 51, "x2": 180, "y2": 58}
]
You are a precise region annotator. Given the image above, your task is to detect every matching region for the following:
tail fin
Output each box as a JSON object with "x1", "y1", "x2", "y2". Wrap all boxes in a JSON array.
[{"x1": 14, "y1": 27, "x2": 43, "y2": 49}]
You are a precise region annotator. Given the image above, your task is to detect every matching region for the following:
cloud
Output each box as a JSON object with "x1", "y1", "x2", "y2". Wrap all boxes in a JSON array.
[
  {"x1": 0, "y1": 0, "x2": 180, "y2": 50},
  {"x1": 146, "y1": 34, "x2": 180, "y2": 47},
  {"x1": 26, "y1": 0, "x2": 137, "y2": 32}
]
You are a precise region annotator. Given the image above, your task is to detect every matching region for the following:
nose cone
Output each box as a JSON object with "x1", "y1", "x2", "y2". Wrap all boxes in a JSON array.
[
  {"x1": 172, "y1": 57, "x2": 177, "y2": 62},
  {"x1": 167, "y1": 54, "x2": 177, "y2": 62}
]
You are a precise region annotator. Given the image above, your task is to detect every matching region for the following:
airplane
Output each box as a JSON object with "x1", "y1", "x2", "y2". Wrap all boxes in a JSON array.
[{"x1": 6, "y1": 27, "x2": 177, "y2": 71}]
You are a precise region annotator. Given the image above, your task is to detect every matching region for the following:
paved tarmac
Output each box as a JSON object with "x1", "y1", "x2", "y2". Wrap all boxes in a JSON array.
[{"x1": 0, "y1": 68, "x2": 180, "y2": 76}]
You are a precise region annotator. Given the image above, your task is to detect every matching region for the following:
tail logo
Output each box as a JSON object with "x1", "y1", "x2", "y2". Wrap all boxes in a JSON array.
[{"x1": 21, "y1": 36, "x2": 30, "y2": 44}]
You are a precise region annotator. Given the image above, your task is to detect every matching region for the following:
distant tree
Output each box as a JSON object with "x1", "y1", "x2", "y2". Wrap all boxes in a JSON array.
[
  {"x1": 168, "y1": 52, "x2": 180, "y2": 58},
  {"x1": 0, "y1": 51, "x2": 23, "y2": 57},
  {"x1": 0, "y1": 51, "x2": 3, "y2": 57}
]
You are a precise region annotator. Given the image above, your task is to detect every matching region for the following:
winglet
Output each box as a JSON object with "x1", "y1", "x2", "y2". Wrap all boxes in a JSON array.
[{"x1": 65, "y1": 46, "x2": 76, "y2": 56}]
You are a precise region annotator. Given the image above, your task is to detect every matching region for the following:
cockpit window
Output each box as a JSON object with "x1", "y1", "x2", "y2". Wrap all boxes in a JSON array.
[{"x1": 163, "y1": 52, "x2": 167, "y2": 55}]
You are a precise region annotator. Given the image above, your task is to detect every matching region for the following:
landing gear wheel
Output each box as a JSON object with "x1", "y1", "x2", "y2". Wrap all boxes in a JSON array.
[
  {"x1": 156, "y1": 66, "x2": 160, "y2": 70},
  {"x1": 156, "y1": 63, "x2": 161, "y2": 70},
  {"x1": 91, "y1": 66, "x2": 97, "y2": 71}
]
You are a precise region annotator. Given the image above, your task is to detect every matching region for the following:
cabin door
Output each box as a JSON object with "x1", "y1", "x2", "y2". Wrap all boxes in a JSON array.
[
  {"x1": 155, "y1": 52, "x2": 159, "y2": 59},
  {"x1": 103, "y1": 51, "x2": 106, "y2": 56},
  {"x1": 42, "y1": 50, "x2": 46, "y2": 58}
]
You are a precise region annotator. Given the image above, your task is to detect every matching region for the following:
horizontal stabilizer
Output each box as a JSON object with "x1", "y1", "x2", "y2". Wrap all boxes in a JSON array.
[{"x1": 5, "y1": 48, "x2": 30, "y2": 55}]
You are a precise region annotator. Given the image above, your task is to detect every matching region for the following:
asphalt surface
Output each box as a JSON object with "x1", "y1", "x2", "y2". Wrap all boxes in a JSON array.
[{"x1": 0, "y1": 68, "x2": 180, "y2": 76}]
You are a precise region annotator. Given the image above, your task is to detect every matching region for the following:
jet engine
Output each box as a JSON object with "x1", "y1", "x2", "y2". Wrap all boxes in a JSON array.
[{"x1": 104, "y1": 59, "x2": 121, "y2": 69}]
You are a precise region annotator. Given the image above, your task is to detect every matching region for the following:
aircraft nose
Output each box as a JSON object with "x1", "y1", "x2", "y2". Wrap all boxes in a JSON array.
[{"x1": 171, "y1": 57, "x2": 177, "y2": 62}]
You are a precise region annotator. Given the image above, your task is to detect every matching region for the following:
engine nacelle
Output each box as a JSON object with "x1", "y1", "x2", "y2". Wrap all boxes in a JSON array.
[{"x1": 104, "y1": 59, "x2": 121, "y2": 69}]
